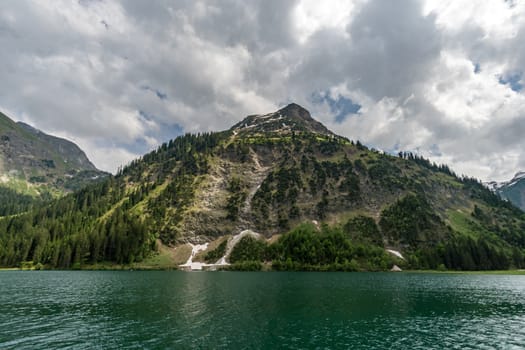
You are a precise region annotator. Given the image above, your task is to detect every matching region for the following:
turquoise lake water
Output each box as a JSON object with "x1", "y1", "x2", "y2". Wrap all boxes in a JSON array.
[{"x1": 1, "y1": 271, "x2": 525, "y2": 349}]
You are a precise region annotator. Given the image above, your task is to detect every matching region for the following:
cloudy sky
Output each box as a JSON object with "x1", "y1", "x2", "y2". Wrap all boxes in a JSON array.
[{"x1": 1, "y1": 0, "x2": 525, "y2": 181}]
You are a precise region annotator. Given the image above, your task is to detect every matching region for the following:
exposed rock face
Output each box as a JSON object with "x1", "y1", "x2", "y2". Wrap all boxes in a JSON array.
[{"x1": 0, "y1": 111, "x2": 106, "y2": 194}]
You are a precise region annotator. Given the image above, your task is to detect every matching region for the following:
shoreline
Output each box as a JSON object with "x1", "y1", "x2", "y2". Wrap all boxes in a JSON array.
[
  {"x1": 3, "y1": 266, "x2": 525, "y2": 275},
  {"x1": 404, "y1": 269, "x2": 525, "y2": 275}
]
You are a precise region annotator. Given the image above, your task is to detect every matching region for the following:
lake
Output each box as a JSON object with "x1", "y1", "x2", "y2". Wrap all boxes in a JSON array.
[{"x1": 1, "y1": 271, "x2": 525, "y2": 349}]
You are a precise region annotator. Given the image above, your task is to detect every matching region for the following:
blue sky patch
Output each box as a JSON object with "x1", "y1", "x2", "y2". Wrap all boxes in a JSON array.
[
  {"x1": 383, "y1": 141, "x2": 401, "y2": 156},
  {"x1": 156, "y1": 121, "x2": 184, "y2": 143},
  {"x1": 429, "y1": 143, "x2": 442, "y2": 157},
  {"x1": 141, "y1": 85, "x2": 168, "y2": 100},
  {"x1": 139, "y1": 110, "x2": 154, "y2": 121},
  {"x1": 124, "y1": 137, "x2": 153, "y2": 154},
  {"x1": 311, "y1": 92, "x2": 361, "y2": 123},
  {"x1": 132, "y1": 110, "x2": 184, "y2": 154},
  {"x1": 473, "y1": 62, "x2": 481, "y2": 74},
  {"x1": 499, "y1": 72, "x2": 523, "y2": 92}
]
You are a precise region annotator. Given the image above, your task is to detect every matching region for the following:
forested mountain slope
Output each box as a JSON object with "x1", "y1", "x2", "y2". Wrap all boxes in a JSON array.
[{"x1": 1, "y1": 104, "x2": 524, "y2": 270}]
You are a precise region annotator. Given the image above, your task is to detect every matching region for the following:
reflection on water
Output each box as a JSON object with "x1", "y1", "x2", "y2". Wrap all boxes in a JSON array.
[{"x1": 1, "y1": 271, "x2": 525, "y2": 349}]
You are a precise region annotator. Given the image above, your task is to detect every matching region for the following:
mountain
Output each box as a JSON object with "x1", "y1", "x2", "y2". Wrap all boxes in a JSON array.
[
  {"x1": 488, "y1": 172, "x2": 525, "y2": 211},
  {"x1": 231, "y1": 103, "x2": 333, "y2": 136},
  {"x1": 1, "y1": 103, "x2": 525, "y2": 271},
  {"x1": 0, "y1": 111, "x2": 107, "y2": 214}
]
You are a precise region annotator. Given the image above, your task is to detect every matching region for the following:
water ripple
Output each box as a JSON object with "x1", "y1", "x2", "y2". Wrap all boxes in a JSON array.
[{"x1": 1, "y1": 271, "x2": 525, "y2": 349}]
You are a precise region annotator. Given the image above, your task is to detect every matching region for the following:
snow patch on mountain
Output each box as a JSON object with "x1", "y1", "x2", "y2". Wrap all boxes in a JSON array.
[{"x1": 485, "y1": 171, "x2": 525, "y2": 191}]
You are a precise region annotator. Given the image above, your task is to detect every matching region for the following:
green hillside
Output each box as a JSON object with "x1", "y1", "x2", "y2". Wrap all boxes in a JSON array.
[{"x1": 1, "y1": 104, "x2": 524, "y2": 271}]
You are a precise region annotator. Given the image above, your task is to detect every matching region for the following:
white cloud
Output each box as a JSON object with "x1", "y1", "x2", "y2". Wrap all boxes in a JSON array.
[
  {"x1": 424, "y1": 0, "x2": 524, "y2": 40},
  {"x1": 0, "y1": 0, "x2": 525, "y2": 182},
  {"x1": 85, "y1": 144, "x2": 140, "y2": 174},
  {"x1": 293, "y1": 0, "x2": 357, "y2": 43}
]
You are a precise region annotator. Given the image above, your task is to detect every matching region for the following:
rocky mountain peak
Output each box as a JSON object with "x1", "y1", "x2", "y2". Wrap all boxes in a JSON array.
[
  {"x1": 277, "y1": 102, "x2": 311, "y2": 119},
  {"x1": 231, "y1": 103, "x2": 333, "y2": 136}
]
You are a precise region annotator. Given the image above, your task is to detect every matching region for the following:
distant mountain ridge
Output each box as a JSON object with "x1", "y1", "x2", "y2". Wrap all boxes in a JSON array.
[
  {"x1": 15, "y1": 121, "x2": 98, "y2": 171},
  {"x1": 0, "y1": 111, "x2": 106, "y2": 208},
  {"x1": 488, "y1": 172, "x2": 525, "y2": 211}
]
